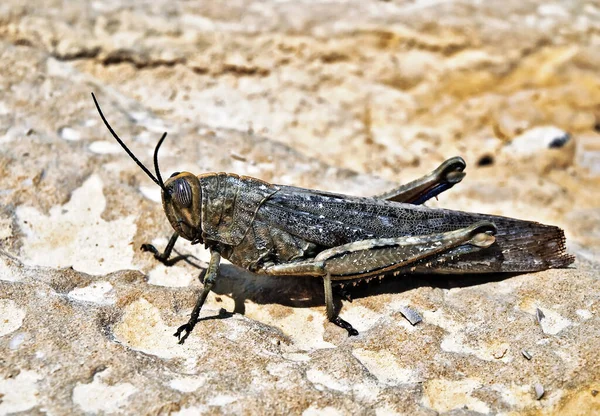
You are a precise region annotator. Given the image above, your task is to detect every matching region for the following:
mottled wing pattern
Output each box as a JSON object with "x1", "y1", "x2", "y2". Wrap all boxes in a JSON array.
[{"x1": 256, "y1": 186, "x2": 574, "y2": 273}]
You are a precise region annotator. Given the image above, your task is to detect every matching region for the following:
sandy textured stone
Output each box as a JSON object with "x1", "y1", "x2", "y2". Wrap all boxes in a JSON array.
[{"x1": 1, "y1": 0, "x2": 599, "y2": 415}]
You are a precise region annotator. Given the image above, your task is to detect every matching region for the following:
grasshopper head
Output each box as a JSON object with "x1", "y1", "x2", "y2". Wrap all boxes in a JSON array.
[
  {"x1": 91, "y1": 93, "x2": 204, "y2": 244},
  {"x1": 92, "y1": 93, "x2": 202, "y2": 244},
  {"x1": 163, "y1": 172, "x2": 203, "y2": 243}
]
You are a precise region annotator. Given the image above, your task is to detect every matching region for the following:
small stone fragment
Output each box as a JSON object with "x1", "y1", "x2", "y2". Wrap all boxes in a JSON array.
[
  {"x1": 230, "y1": 152, "x2": 247, "y2": 162},
  {"x1": 548, "y1": 133, "x2": 570, "y2": 148},
  {"x1": 88, "y1": 141, "x2": 122, "y2": 154},
  {"x1": 477, "y1": 154, "x2": 494, "y2": 166},
  {"x1": 536, "y1": 308, "x2": 545, "y2": 325},
  {"x1": 506, "y1": 126, "x2": 569, "y2": 155},
  {"x1": 493, "y1": 347, "x2": 508, "y2": 359},
  {"x1": 534, "y1": 383, "x2": 545, "y2": 400},
  {"x1": 58, "y1": 127, "x2": 81, "y2": 141},
  {"x1": 398, "y1": 306, "x2": 422, "y2": 326},
  {"x1": 521, "y1": 349, "x2": 532, "y2": 360}
]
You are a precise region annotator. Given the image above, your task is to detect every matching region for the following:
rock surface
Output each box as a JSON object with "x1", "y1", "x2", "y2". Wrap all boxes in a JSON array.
[{"x1": 1, "y1": 0, "x2": 599, "y2": 414}]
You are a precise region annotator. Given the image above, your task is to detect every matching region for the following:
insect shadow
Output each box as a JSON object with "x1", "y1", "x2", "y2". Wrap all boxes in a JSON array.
[{"x1": 182, "y1": 258, "x2": 520, "y2": 317}]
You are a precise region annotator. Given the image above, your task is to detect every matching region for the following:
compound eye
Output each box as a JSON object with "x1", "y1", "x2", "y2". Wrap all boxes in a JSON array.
[
  {"x1": 173, "y1": 179, "x2": 192, "y2": 207},
  {"x1": 170, "y1": 171, "x2": 181, "y2": 178}
]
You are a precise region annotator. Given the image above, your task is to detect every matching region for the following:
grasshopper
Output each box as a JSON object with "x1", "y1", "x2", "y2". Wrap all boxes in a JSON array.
[{"x1": 91, "y1": 93, "x2": 574, "y2": 344}]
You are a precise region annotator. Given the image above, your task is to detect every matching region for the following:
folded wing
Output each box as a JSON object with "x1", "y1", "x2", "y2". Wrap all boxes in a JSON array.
[{"x1": 256, "y1": 186, "x2": 574, "y2": 273}]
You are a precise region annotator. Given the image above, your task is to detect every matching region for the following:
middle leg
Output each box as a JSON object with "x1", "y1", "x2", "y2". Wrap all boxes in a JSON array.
[
  {"x1": 324, "y1": 273, "x2": 358, "y2": 336},
  {"x1": 174, "y1": 250, "x2": 221, "y2": 344}
]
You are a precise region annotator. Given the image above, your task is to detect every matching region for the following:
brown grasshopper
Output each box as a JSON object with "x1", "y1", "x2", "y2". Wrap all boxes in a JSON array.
[{"x1": 91, "y1": 93, "x2": 574, "y2": 344}]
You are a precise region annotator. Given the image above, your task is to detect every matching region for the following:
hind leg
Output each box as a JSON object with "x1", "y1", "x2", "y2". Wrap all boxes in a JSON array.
[
  {"x1": 263, "y1": 221, "x2": 497, "y2": 335},
  {"x1": 375, "y1": 157, "x2": 466, "y2": 204}
]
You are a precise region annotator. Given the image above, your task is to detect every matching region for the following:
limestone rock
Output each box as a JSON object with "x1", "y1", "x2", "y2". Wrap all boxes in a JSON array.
[{"x1": 1, "y1": 0, "x2": 599, "y2": 415}]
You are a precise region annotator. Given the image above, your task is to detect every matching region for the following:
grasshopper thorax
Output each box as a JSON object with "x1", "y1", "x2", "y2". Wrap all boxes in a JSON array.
[{"x1": 162, "y1": 172, "x2": 203, "y2": 243}]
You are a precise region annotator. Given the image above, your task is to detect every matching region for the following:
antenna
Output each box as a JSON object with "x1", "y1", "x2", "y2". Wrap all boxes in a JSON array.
[
  {"x1": 154, "y1": 132, "x2": 167, "y2": 189},
  {"x1": 91, "y1": 92, "x2": 167, "y2": 191}
]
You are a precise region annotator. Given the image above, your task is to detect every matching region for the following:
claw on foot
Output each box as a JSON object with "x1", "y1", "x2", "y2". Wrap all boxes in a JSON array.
[
  {"x1": 334, "y1": 285, "x2": 353, "y2": 303},
  {"x1": 174, "y1": 322, "x2": 195, "y2": 345},
  {"x1": 141, "y1": 243, "x2": 167, "y2": 262},
  {"x1": 141, "y1": 243, "x2": 159, "y2": 255},
  {"x1": 141, "y1": 243, "x2": 178, "y2": 265},
  {"x1": 332, "y1": 317, "x2": 359, "y2": 337}
]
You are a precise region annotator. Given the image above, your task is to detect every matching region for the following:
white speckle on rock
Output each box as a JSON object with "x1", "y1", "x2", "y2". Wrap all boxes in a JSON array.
[
  {"x1": 172, "y1": 405, "x2": 209, "y2": 416},
  {"x1": 72, "y1": 372, "x2": 137, "y2": 414},
  {"x1": 9, "y1": 332, "x2": 27, "y2": 350},
  {"x1": 339, "y1": 305, "x2": 382, "y2": 333},
  {"x1": 352, "y1": 349, "x2": 420, "y2": 386},
  {"x1": 302, "y1": 405, "x2": 345, "y2": 416},
  {"x1": 264, "y1": 361, "x2": 300, "y2": 389},
  {"x1": 207, "y1": 395, "x2": 237, "y2": 406},
  {"x1": 527, "y1": 305, "x2": 572, "y2": 335},
  {"x1": 0, "y1": 299, "x2": 26, "y2": 336},
  {"x1": 422, "y1": 378, "x2": 490, "y2": 414},
  {"x1": 352, "y1": 380, "x2": 381, "y2": 404},
  {"x1": 375, "y1": 407, "x2": 403, "y2": 416},
  {"x1": 306, "y1": 368, "x2": 349, "y2": 392},
  {"x1": 491, "y1": 383, "x2": 532, "y2": 408},
  {"x1": 89, "y1": 141, "x2": 123, "y2": 154},
  {"x1": 150, "y1": 237, "x2": 169, "y2": 247},
  {"x1": 112, "y1": 298, "x2": 207, "y2": 365},
  {"x1": 147, "y1": 264, "x2": 195, "y2": 287},
  {"x1": 0, "y1": 126, "x2": 25, "y2": 144},
  {"x1": 0, "y1": 218, "x2": 12, "y2": 239},
  {"x1": 168, "y1": 376, "x2": 207, "y2": 393},
  {"x1": 244, "y1": 303, "x2": 336, "y2": 351},
  {"x1": 424, "y1": 309, "x2": 511, "y2": 362},
  {"x1": 576, "y1": 309, "x2": 592, "y2": 320},
  {"x1": 0, "y1": 256, "x2": 23, "y2": 282},
  {"x1": 282, "y1": 352, "x2": 311, "y2": 362},
  {"x1": 537, "y1": 4, "x2": 568, "y2": 16},
  {"x1": 504, "y1": 126, "x2": 569, "y2": 156},
  {"x1": 68, "y1": 281, "x2": 116, "y2": 305},
  {"x1": 139, "y1": 186, "x2": 162, "y2": 203},
  {"x1": 189, "y1": 245, "x2": 214, "y2": 264},
  {"x1": 16, "y1": 175, "x2": 137, "y2": 275},
  {"x1": 58, "y1": 127, "x2": 81, "y2": 141},
  {"x1": 0, "y1": 370, "x2": 41, "y2": 414},
  {"x1": 129, "y1": 111, "x2": 149, "y2": 122}
]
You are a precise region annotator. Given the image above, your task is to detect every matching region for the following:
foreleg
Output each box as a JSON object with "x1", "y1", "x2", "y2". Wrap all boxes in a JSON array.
[{"x1": 141, "y1": 232, "x2": 186, "y2": 266}]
